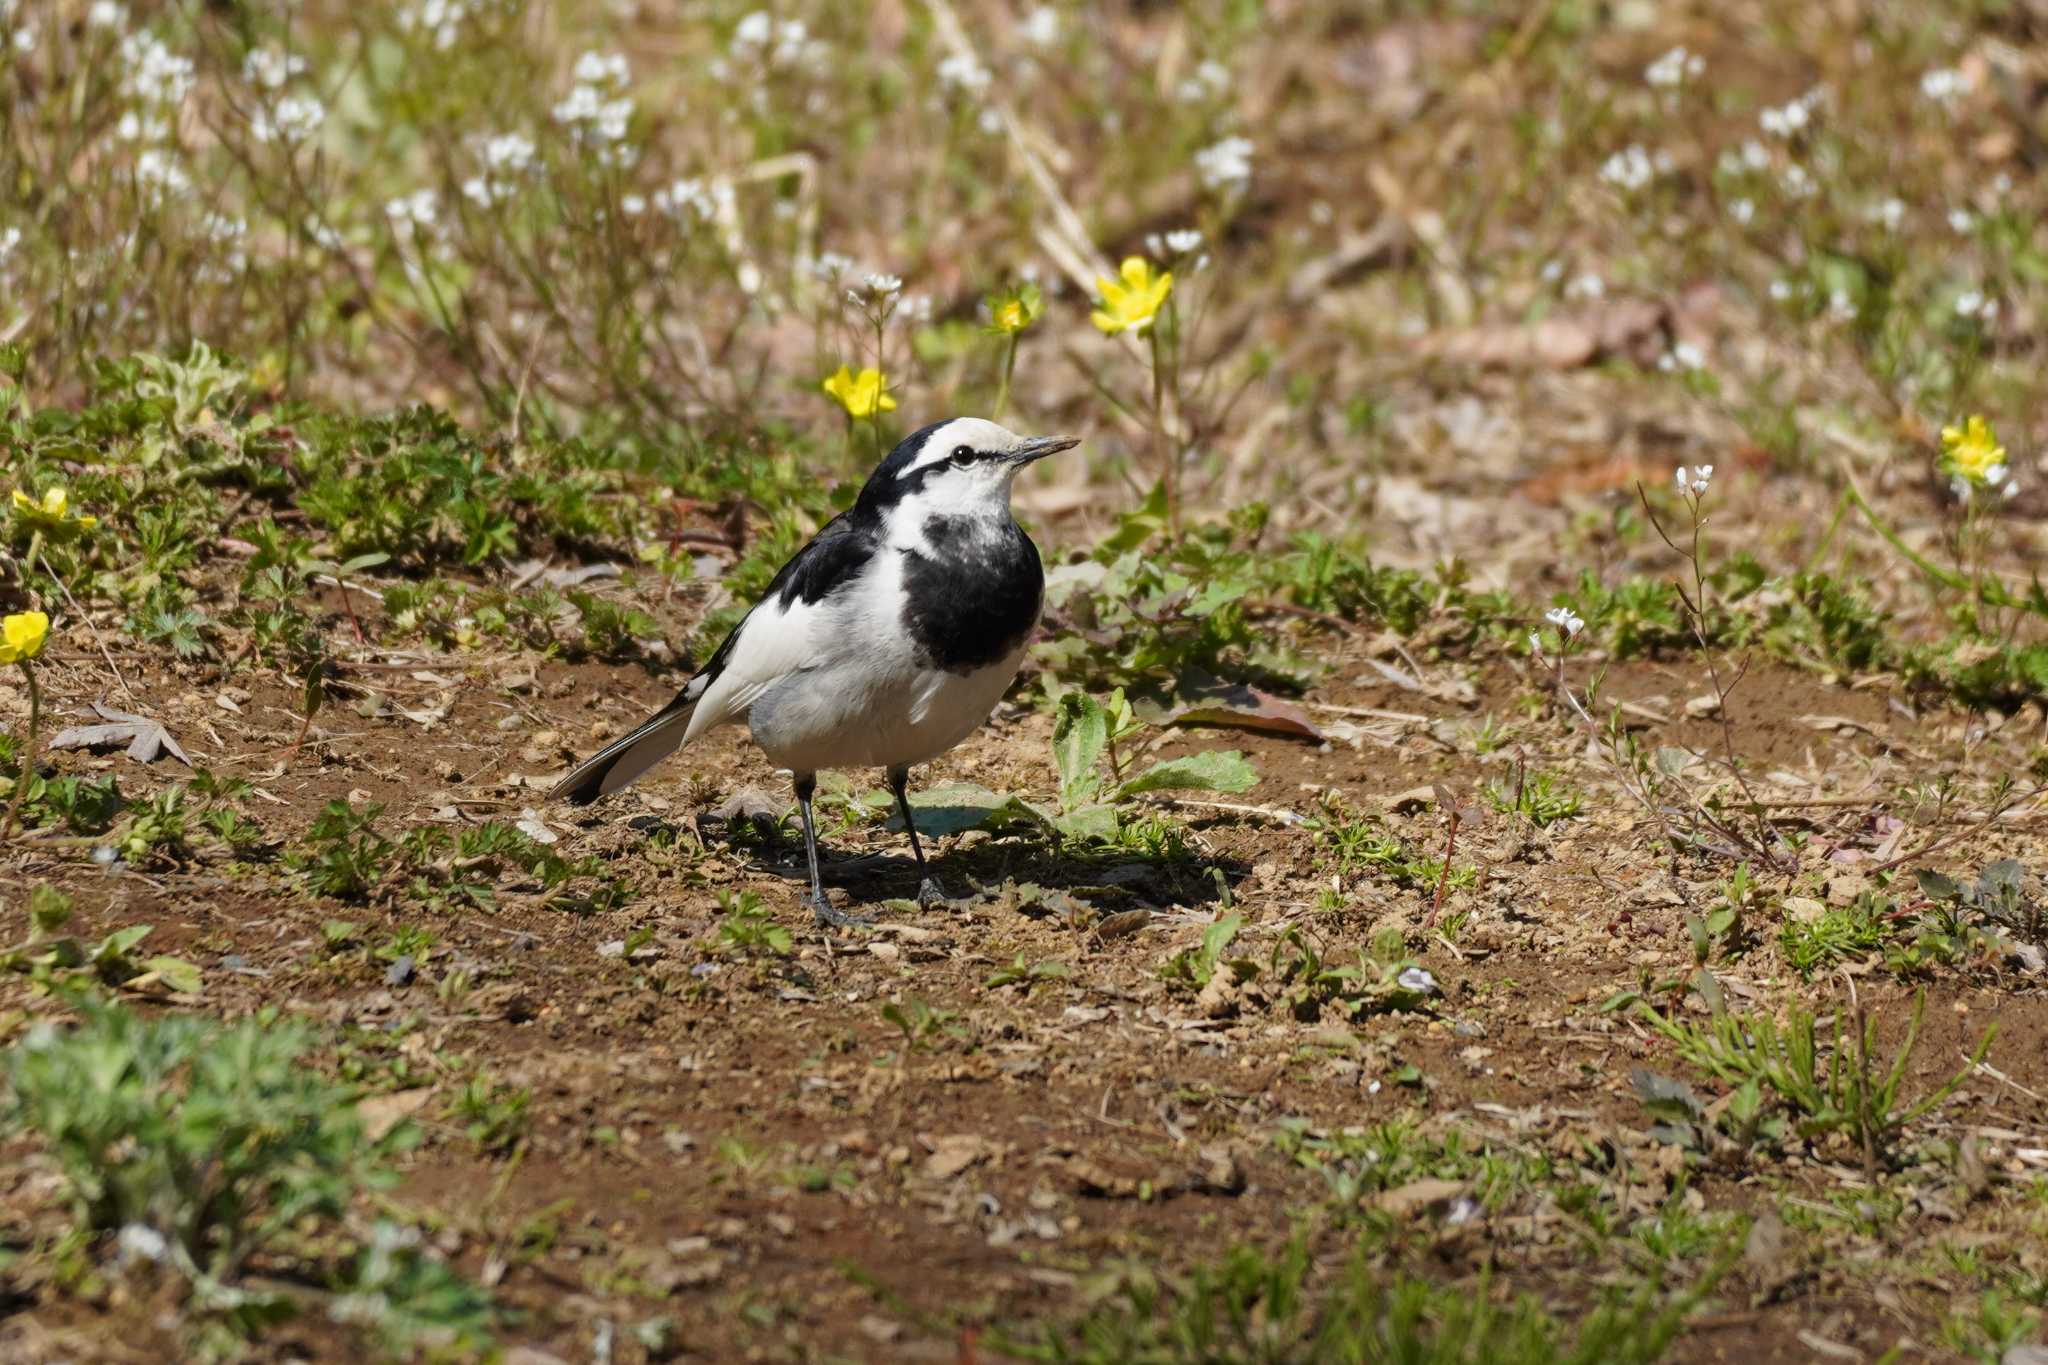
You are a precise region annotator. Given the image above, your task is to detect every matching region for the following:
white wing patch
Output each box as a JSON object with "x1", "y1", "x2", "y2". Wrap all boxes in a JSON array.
[{"x1": 681, "y1": 593, "x2": 838, "y2": 744}]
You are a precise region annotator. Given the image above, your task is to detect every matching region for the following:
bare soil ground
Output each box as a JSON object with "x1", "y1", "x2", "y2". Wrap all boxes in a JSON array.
[{"x1": 4, "y1": 614, "x2": 2044, "y2": 1363}]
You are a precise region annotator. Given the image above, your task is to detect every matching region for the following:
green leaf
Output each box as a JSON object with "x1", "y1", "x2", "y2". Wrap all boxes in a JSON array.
[
  {"x1": 896, "y1": 782, "x2": 1048, "y2": 837},
  {"x1": 1201, "y1": 913, "x2": 1243, "y2": 968},
  {"x1": 1054, "y1": 805, "x2": 1120, "y2": 842},
  {"x1": 1052, "y1": 693, "x2": 1108, "y2": 811},
  {"x1": 142, "y1": 955, "x2": 203, "y2": 994},
  {"x1": 1115, "y1": 749, "x2": 1258, "y2": 799},
  {"x1": 92, "y1": 924, "x2": 153, "y2": 963}
]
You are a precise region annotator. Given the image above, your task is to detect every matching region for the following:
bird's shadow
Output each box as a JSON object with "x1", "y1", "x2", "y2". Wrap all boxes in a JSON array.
[{"x1": 667, "y1": 809, "x2": 1247, "y2": 915}]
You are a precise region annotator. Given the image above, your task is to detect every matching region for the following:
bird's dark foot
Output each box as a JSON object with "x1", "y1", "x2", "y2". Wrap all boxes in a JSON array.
[
  {"x1": 916, "y1": 877, "x2": 952, "y2": 910},
  {"x1": 808, "y1": 891, "x2": 874, "y2": 929}
]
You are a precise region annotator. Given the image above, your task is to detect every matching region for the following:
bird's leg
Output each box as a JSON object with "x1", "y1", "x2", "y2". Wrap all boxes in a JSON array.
[
  {"x1": 888, "y1": 766, "x2": 950, "y2": 909},
  {"x1": 795, "y1": 773, "x2": 871, "y2": 928}
]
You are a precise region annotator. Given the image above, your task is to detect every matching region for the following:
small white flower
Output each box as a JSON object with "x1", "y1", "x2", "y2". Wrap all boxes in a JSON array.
[
  {"x1": 481, "y1": 132, "x2": 535, "y2": 174},
  {"x1": 1177, "y1": 58, "x2": 1233, "y2": 103},
  {"x1": 1020, "y1": 6, "x2": 1060, "y2": 46},
  {"x1": 1827, "y1": 288, "x2": 1856, "y2": 322},
  {"x1": 303, "y1": 214, "x2": 345, "y2": 250},
  {"x1": 619, "y1": 193, "x2": 645, "y2": 216},
  {"x1": 1955, "y1": 290, "x2": 1986, "y2": 318},
  {"x1": 937, "y1": 52, "x2": 990, "y2": 94},
  {"x1": 1740, "y1": 139, "x2": 1770, "y2": 170},
  {"x1": 12, "y1": 25, "x2": 32, "y2": 54},
  {"x1": 1872, "y1": 197, "x2": 1905, "y2": 231},
  {"x1": 730, "y1": 10, "x2": 773, "y2": 53},
  {"x1": 0, "y1": 225, "x2": 21, "y2": 262},
  {"x1": 115, "y1": 110, "x2": 166, "y2": 142},
  {"x1": 1919, "y1": 66, "x2": 1967, "y2": 107},
  {"x1": 251, "y1": 92, "x2": 325, "y2": 144},
  {"x1": 133, "y1": 147, "x2": 189, "y2": 198},
  {"x1": 864, "y1": 272, "x2": 902, "y2": 297},
  {"x1": 1194, "y1": 135, "x2": 1255, "y2": 192},
  {"x1": 1527, "y1": 632, "x2": 1543, "y2": 655},
  {"x1": 1660, "y1": 341, "x2": 1707, "y2": 373},
  {"x1": 1729, "y1": 197, "x2": 1755, "y2": 225},
  {"x1": 1396, "y1": 966, "x2": 1440, "y2": 996},
  {"x1": 385, "y1": 189, "x2": 438, "y2": 233},
  {"x1": 87, "y1": 0, "x2": 124, "y2": 29},
  {"x1": 1163, "y1": 228, "x2": 1203, "y2": 255},
  {"x1": 1948, "y1": 207, "x2": 1976, "y2": 234},
  {"x1": 1644, "y1": 45, "x2": 1703, "y2": 89},
  {"x1": 1779, "y1": 162, "x2": 1814, "y2": 198},
  {"x1": 1544, "y1": 606, "x2": 1585, "y2": 636},
  {"x1": 1564, "y1": 272, "x2": 1605, "y2": 300},
  {"x1": 242, "y1": 45, "x2": 307, "y2": 89},
  {"x1": 573, "y1": 50, "x2": 629, "y2": 86},
  {"x1": 1768, "y1": 278, "x2": 1793, "y2": 302},
  {"x1": 1600, "y1": 144, "x2": 1658, "y2": 191},
  {"x1": 1675, "y1": 463, "x2": 1713, "y2": 495},
  {"x1": 116, "y1": 1224, "x2": 169, "y2": 1265}
]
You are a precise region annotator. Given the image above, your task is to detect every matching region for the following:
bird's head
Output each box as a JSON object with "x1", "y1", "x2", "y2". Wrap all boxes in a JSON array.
[{"x1": 860, "y1": 417, "x2": 1078, "y2": 521}]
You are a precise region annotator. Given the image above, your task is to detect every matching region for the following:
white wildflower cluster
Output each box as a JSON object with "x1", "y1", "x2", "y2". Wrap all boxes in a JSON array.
[
  {"x1": 462, "y1": 132, "x2": 537, "y2": 207},
  {"x1": 652, "y1": 175, "x2": 732, "y2": 223},
  {"x1": 1144, "y1": 227, "x2": 1204, "y2": 258},
  {"x1": 303, "y1": 214, "x2": 346, "y2": 251},
  {"x1": 87, "y1": 0, "x2": 124, "y2": 29},
  {"x1": 120, "y1": 29, "x2": 194, "y2": 109},
  {"x1": 936, "y1": 52, "x2": 991, "y2": 95},
  {"x1": 1759, "y1": 88, "x2": 1823, "y2": 138},
  {"x1": 1194, "y1": 135, "x2": 1254, "y2": 192},
  {"x1": 1674, "y1": 464, "x2": 1713, "y2": 497},
  {"x1": 385, "y1": 189, "x2": 439, "y2": 241},
  {"x1": 1659, "y1": 341, "x2": 1707, "y2": 373},
  {"x1": 1779, "y1": 161, "x2": 1815, "y2": 199},
  {"x1": 1564, "y1": 272, "x2": 1604, "y2": 301},
  {"x1": 1176, "y1": 59, "x2": 1232, "y2": 103},
  {"x1": 1954, "y1": 289, "x2": 1996, "y2": 321},
  {"x1": 553, "y1": 51, "x2": 634, "y2": 165},
  {"x1": 134, "y1": 147, "x2": 189, "y2": 199},
  {"x1": 1020, "y1": 6, "x2": 1060, "y2": 47},
  {"x1": 729, "y1": 11, "x2": 825, "y2": 68},
  {"x1": 198, "y1": 212, "x2": 248, "y2": 277},
  {"x1": 243, "y1": 45, "x2": 307, "y2": 89},
  {"x1": 900, "y1": 293, "x2": 934, "y2": 324},
  {"x1": 1954, "y1": 465, "x2": 2018, "y2": 503},
  {"x1": 252, "y1": 93, "x2": 326, "y2": 144},
  {"x1": 398, "y1": 0, "x2": 470, "y2": 51},
  {"x1": 1598, "y1": 143, "x2": 1670, "y2": 191},
  {"x1": 1644, "y1": 45, "x2": 1703, "y2": 90},
  {"x1": 0, "y1": 225, "x2": 21, "y2": 264},
  {"x1": 1920, "y1": 66, "x2": 1968, "y2": 108},
  {"x1": 862, "y1": 272, "x2": 902, "y2": 298}
]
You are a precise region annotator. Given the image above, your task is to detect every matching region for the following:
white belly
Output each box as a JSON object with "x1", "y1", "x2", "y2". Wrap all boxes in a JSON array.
[{"x1": 745, "y1": 642, "x2": 1025, "y2": 774}]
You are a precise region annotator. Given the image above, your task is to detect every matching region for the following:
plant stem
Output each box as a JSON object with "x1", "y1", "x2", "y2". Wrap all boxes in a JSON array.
[
  {"x1": 1149, "y1": 323, "x2": 1172, "y2": 535},
  {"x1": 2, "y1": 661, "x2": 40, "y2": 841},
  {"x1": 993, "y1": 333, "x2": 1019, "y2": 420}
]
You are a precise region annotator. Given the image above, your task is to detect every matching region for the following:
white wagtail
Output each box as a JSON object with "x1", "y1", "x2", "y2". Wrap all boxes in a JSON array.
[{"x1": 551, "y1": 417, "x2": 1078, "y2": 925}]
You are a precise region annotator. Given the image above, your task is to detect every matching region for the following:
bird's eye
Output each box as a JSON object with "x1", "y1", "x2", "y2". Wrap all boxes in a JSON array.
[{"x1": 949, "y1": 445, "x2": 975, "y2": 466}]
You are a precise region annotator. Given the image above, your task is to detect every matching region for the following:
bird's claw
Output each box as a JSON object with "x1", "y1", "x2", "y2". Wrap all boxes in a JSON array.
[{"x1": 808, "y1": 892, "x2": 874, "y2": 929}]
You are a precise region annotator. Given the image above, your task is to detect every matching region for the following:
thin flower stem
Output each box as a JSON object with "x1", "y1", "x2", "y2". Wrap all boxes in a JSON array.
[
  {"x1": 993, "y1": 333, "x2": 1019, "y2": 421},
  {"x1": 1149, "y1": 323, "x2": 1171, "y2": 534},
  {"x1": 2, "y1": 662, "x2": 40, "y2": 841}
]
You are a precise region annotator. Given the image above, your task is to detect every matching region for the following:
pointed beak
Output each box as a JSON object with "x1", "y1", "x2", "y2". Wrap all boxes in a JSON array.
[{"x1": 1012, "y1": 435, "x2": 1080, "y2": 464}]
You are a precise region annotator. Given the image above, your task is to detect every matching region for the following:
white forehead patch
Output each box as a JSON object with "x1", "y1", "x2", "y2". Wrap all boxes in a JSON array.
[{"x1": 903, "y1": 417, "x2": 1022, "y2": 475}]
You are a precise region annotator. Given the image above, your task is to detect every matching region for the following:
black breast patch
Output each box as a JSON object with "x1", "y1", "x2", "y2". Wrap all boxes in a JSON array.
[{"x1": 900, "y1": 520, "x2": 1043, "y2": 674}]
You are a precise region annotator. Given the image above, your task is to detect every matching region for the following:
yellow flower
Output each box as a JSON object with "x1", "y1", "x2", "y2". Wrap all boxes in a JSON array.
[
  {"x1": 10, "y1": 486, "x2": 98, "y2": 534},
  {"x1": 1940, "y1": 415, "x2": 2007, "y2": 486},
  {"x1": 983, "y1": 282, "x2": 1044, "y2": 336},
  {"x1": 0, "y1": 610, "x2": 48, "y2": 665},
  {"x1": 822, "y1": 365, "x2": 897, "y2": 419},
  {"x1": 1091, "y1": 257, "x2": 1173, "y2": 335}
]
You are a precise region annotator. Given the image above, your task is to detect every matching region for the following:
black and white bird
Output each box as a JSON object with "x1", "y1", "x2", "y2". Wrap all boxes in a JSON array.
[{"x1": 550, "y1": 417, "x2": 1077, "y2": 926}]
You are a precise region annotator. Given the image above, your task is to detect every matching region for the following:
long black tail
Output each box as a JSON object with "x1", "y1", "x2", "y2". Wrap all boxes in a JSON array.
[{"x1": 548, "y1": 695, "x2": 698, "y2": 805}]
